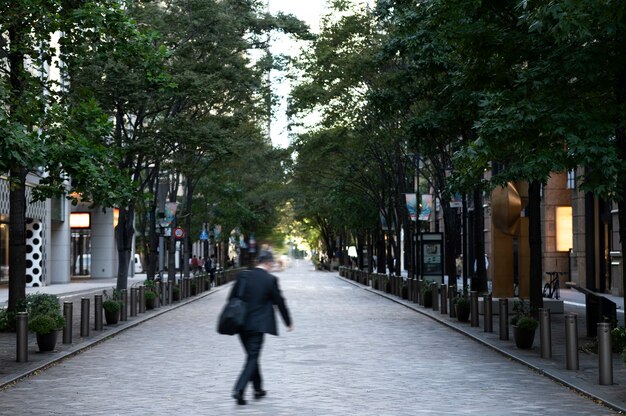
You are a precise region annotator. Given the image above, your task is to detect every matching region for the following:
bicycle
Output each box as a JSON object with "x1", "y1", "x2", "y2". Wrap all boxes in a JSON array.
[{"x1": 542, "y1": 271, "x2": 566, "y2": 299}]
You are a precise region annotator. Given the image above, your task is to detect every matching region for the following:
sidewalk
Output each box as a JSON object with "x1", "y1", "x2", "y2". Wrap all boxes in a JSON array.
[
  {"x1": 0, "y1": 274, "x2": 210, "y2": 389},
  {"x1": 339, "y1": 275, "x2": 626, "y2": 413}
]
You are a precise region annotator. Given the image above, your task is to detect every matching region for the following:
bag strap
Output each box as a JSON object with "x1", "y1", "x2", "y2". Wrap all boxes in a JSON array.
[{"x1": 236, "y1": 273, "x2": 246, "y2": 299}]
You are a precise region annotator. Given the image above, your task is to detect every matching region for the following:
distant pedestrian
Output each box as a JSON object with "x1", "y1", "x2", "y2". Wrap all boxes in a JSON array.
[
  {"x1": 191, "y1": 255, "x2": 199, "y2": 275},
  {"x1": 229, "y1": 250, "x2": 293, "y2": 405},
  {"x1": 205, "y1": 254, "x2": 217, "y2": 287}
]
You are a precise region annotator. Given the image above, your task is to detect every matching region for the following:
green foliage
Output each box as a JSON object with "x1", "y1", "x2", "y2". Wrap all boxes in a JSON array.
[
  {"x1": 28, "y1": 314, "x2": 65, "y2": 335},
  {"x1": 144, "y1": 291, "x2": 157, "y2": 301},
  {"x1": 510, "y1": 299, "x2": 538, "y2": 331},
  {"x1": 0, "y1": 309, "x2": 9, "y2": 332},
  {"x1": 19, "y1": 293, "x2": 62, "y2": 318},
  {"x1": 612, "y1": 327, "x2": 626, "y2": 354}
]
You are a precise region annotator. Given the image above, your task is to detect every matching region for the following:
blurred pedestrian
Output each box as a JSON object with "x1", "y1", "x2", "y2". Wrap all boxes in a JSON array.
[{"x1": 229, "y1": 250, "x2": 293, "y2": 405}]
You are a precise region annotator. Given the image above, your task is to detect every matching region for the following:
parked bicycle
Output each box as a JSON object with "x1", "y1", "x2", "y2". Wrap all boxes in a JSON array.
[{"x1": 542, "y1": 271, "x2": 566, "y2": 299}]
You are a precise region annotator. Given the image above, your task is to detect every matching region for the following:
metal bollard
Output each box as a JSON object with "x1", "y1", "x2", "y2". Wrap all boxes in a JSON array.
[
  {"x1": 63, "y1": 301, "x2": 73, "y2": 344},
  {"x1": 94, "y1": 294, "x2": 103, "y2": 331},
  {"x1": 499, "y1": 298, "x2": 509, "y2": 340},
  {"x1": 539, "y1": 308, "x2": 551, "y2": 358},
  {"x1": 440, "y1": 284, "x2": 448, "y2": 315},
  {"x1": 139, "y1": 286, "x2": 146, "y2": 313},
  {"x1": 449, "y1": 285, "x2": 456, "y2": 318},
  {"x1": 470, "y1": 291, "x2": 479, "y2": 327},
  {"x1": 80, "y1": 297, "x2": 90, "y2": 337},
  {"x1": 162, "y1": 281, "x2": 169, "y2": 305},
  {"x1": 155, "y1": 283, "x2": 161, "y2": 308},
  {"x1": 565, "y1": 313, "x2": 579, "y2": 370},
  {"x1": 169, "y1": 281, "x2": 173, "y2": 304},
  {"x1": 130, "y1": 288, "x2": 137, "y2": 317},
  {"x1": 121, "y1": 289, "x2": 128, "y2": 321},
  {"x1": 431, "y1": 282, "x2": 439, "y2": 311},
  {"x1": 16, "y1": 312, "x2": 28, "y2": 363},
  {"x1": 484, "y1": 294, "x2": 493, "y2": 333},
  {"x1": 417, "y1": 282, "x2": 423, "y2": 306},
  {"x1": 598, "y1": 322, "x2": 613, "y2": 385}
]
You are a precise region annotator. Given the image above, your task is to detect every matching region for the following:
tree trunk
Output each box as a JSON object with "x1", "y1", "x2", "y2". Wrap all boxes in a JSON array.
[
  {"x1": 115, "y1": 205, "x2": 135, "y2": 291},
  {"x1": 615, "y1": 67, "x2": 626, "y2": 315},
  {"x1": 528, "y1": 181, "x2": 543, "y2": 310},
  {"x1": 8, "y1": 168, "x2": 27, "y2": 315},
  {"x1": 472, "y1": 188, "x2": 487, "y2": 293},
  {"x1": 441, "y1": 196, "x2": 459, "y2": 286}
]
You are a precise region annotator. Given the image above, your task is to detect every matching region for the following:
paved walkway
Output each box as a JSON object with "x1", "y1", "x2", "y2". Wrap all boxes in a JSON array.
[{"x1": 0, "y1": 261, "x2": 622, "y2": 415}]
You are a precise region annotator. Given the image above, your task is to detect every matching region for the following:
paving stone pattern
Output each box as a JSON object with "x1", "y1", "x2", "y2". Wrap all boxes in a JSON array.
[{"x1": 0, "y1": 261, "x2": 618, "y2": 415}]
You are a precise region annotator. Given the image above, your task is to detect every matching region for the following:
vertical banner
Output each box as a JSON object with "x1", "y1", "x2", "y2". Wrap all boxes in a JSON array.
[
  {"x1": 163, "y1": 202, "x2": 178, "y2": 226},
  {"x1": 405, "y1": 193, "x2": 417, "y2": 221},
  {"x1": 419, "y1": 194, "x2": 432, "y2": 221},
  {"x1": 380, "y1": 210, "x2": 390, "y2": 230}
]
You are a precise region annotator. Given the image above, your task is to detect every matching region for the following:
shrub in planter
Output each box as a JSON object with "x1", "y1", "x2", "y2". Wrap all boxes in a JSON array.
[
  {"x1": 172, "y1": 286, "x2": 181, "y2": 301},
  {"x1": 29, "y1": 313, "x2": 65, "y2": 352},
  {"x1": 455, "y1": 296, "x2": 471, "y2": 322},
  {"x1": 511, "y1": 300, "x2": 538, "y2": 349},
  {"x1": 29, "y1": 313, "x2": 65, "y2": 335},
  {"x1": 145, "y1": 290, "x2": 157, "y2": 309}
]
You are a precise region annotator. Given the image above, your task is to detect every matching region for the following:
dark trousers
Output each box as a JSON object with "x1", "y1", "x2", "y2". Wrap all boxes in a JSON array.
[{"x1": 235, "y1": 331, "x2": 264, "y2": 393}]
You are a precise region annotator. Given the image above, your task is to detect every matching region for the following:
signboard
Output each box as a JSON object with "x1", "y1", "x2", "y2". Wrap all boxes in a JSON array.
[
  {"x1": 420, "y1": 232, "x2": 444, "y2": 282},
  {"x1": 174, "y1": 227, "x2": 185, "y2": 239},
  {"x1": 199, "y1": 229, "x2": 209, "y2": 241}
]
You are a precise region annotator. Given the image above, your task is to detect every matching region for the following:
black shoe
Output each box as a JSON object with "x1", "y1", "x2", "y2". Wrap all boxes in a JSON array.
[
  {"x1": 254, "y1": 389, "x2": 267, "y2": 399},
  {"x1": 232, "y1": 390, "x2": 247, "y2": 405}
]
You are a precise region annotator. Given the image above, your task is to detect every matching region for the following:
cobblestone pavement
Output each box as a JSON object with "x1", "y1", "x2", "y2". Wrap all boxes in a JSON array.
[{"x1": 0, "y1": 261, "x2": 619, "y2": 415}]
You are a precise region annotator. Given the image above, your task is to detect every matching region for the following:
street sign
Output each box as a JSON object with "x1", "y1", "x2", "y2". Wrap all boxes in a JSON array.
[
  {"x1": 199, "y1": 229, "x2": 209, "y2": 240},
  {"x1": 174, "y1": 227, "x2": 185, "y2": 239}
]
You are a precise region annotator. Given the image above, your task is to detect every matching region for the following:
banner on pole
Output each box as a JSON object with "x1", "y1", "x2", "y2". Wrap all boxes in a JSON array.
[
  {"x1": 405, "y1": 193, "x2": 417, "y2": 221},
  {"x1": 419, "y1": 195, "x2": 432, "y2": 221}
]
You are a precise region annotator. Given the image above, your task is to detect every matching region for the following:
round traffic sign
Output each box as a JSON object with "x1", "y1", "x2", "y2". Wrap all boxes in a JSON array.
[{"x1": 174, "y1": 227, "x2": 185, "y2": 239}]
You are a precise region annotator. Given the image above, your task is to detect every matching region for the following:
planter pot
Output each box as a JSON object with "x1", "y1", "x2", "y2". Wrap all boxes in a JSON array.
[
  {"x1": 105, "y1": 309, "x2": 120, "y2": 325},
  {"x1": 173, "y1": 289, "x2": 180, "y2": 301},
  {"x1": 146, "y1": 297, "x2": 156, "y2": 310},
  {"x1": 36, "y1": 330, "x2": 58, "y2": 352},
  {"x1": 401, "y1": 286, "x2": 408, "y2": 300},
  {"x1": 513, "y1": 325, "x2": 536, "y2": 349},
  {"x1": 423, "y1": 293, "x2": 433, "y2": 308},
  {"x1": 456, "y1": 305, "x2": 470, "y2": 322}
]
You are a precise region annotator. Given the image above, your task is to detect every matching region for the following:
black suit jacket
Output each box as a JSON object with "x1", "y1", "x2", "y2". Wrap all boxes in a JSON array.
[{"x1": 229, "y1": 267, "x2": 291, "y2": 336}]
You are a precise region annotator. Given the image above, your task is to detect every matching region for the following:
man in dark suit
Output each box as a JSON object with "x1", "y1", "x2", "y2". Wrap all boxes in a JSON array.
[{"x1": 230, "y1": 250, "x2": 293, "y2": 405}]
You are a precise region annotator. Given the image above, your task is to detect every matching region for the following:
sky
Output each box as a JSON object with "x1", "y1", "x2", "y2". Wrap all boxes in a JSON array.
[{"x1": 267, "y1": 0, "x2": 327, "y2": 148}]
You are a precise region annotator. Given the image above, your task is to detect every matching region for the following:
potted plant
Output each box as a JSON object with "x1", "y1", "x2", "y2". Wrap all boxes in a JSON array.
[
  {"x1": 29, "y1": 313, "x2": 65, "y2": 352},
  {"x1": 455, "y1": 295, "x2": 471, "y2": 322},
  {"x1": 422, "y1": 281, "x2": 433, "y2": 308},
  {"x1": 172, "y1": 285, "x2": 181, "y2": 301},
  {"x1": 510, "y1": 299, "x2": 538, "y2": 349},
  {"x1": 102, "y1": 290, "x2": 122, "y2": 325},
  {"x1": 145, "y1": 290, "x2": 157, "y2": 309}
]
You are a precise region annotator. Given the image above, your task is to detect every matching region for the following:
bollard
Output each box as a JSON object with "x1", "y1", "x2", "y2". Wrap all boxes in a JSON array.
[
  {"x1": 565, "y1": 313, "x2": 579, "y2": 370},
  {"x1": 598, "y1": 322, "x2": 613, "y2": 385},
  {"x1": 440, "y1": 284, "x2": 448, "y2": 315},
  {"x1": 94, "y1": 294, "x2": 103, "y2": 331},
  {"x1": 431, "y1": 282, "x2": 439, "y2": 311},
  {"x1": 161, "y1": 282, "x2": 170, "y2": 306},
  {"x1": 16, "y1": 312, "x2": 28, "y2": 363},
  {"x1": 539, "y1": 308, "x2": 551, "y2": 358},
  {"x1": 499, "y1": 298, "x2": 509, "y2": 340},
  {"x1": 470, "y1": 291, "x2": 479, "y2": 327},
  {"x1": 417, "y1": 282, "x2": 423, "y2": 306},
  {"x1": 80, "y1": 297, "x2": 90, "y2": 337},
  {"x1": 156, "y1": 282, "x2": 161, "y2": 307},
  {"x1": 484, "y1": 294, "x2": 493, "y2": 333},
  {"x1": 139, "y1": 286, "x2": 146, "y2": 313},
  {"x1": 130, "y1": 288, "x2": 137, "y2": 317},
  {"x1": 449, "y1": 285, "x2": 456, "y2": 318},
  {"x1": 63, "y1": 301, "x2": 73, "y2": 344},
  {"x1": 121, "y1": 289, "x2": 128, "y2": 321},
  {"x1": 168, "y1": 281, "x2": 173, "y2": 305}
]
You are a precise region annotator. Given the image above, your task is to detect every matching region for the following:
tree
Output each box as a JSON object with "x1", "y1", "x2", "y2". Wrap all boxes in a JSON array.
[{"x1": 0, "y1": 1, "x2": 134, "y2": 315}]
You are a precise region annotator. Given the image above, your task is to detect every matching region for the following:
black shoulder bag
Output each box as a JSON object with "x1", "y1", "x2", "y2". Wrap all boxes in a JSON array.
[{"x1": 217, "y1": 275, "x2": 247, "y2": 335}]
